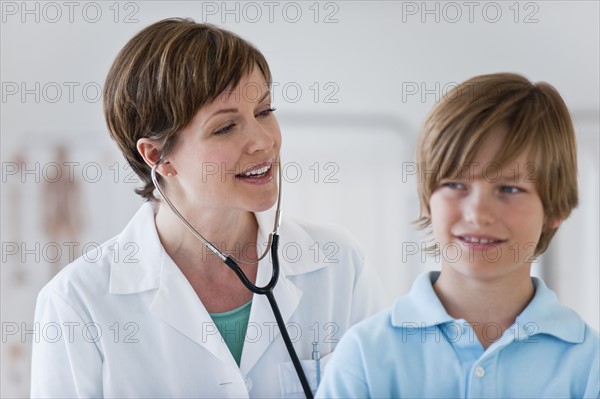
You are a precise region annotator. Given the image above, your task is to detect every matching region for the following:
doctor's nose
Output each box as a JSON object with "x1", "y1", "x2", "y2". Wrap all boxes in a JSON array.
[
  {"x1": 246, "y1": 120, "x2": 278, "y2": 154},
  {"x1": 463, "y1": 190, "x2": 497, "y2": 226}
]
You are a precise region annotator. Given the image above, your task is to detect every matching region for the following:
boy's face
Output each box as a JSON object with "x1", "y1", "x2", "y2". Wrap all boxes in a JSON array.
[{"x1": 428, "y1": 124, "x2": 553, "y2": 282}]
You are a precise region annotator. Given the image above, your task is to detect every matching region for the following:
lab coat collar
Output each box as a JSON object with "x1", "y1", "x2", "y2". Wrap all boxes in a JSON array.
[
  {"x1": 391, "y1": 272, "x2": 586, "y2": 344},
  {"x1": 254, "y1": 206, "x2": 330, "y2": 276},
  {"x1": 108, "y1": 202, "x2": 322, "y2": 373},
  {"x1": 108, "y1": 202, "x2": 162, "y2": 294},
  {"x1": 109, "y1": 204, "x2": 328, "y2": 294},
  {"x1": 109, "y1": 205, "x2": 234, "y2": 365}
]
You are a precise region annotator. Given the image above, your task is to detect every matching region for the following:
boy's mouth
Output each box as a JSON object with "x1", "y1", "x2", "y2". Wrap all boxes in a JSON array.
[
  {"x1": 457, "y1": 235, "x2": 506, "y2": 245},
  {"x1": 455, "y1": 234, "x2": 506, "y2": 249}
]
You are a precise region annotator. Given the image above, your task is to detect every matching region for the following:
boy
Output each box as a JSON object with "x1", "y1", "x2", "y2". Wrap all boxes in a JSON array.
[{"x1": 316, "y1": 73, "x2": 599, "y2": 398}]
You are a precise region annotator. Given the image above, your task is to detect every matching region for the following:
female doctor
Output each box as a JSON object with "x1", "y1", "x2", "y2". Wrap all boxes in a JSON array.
[{"x1": 30, "y1": 18, "x2": 381, "y2": 398}]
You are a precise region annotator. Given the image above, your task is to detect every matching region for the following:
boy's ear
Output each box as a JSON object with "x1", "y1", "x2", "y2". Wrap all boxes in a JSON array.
[
  {"x1": 421, "y1": 205, "x2": 431, "y2": 218},
  {"x1": 548, "y1": 217, "x2": 563, "y2": 229}
]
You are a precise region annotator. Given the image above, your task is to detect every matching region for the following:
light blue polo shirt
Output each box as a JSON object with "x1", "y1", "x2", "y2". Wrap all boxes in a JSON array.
[{"x1": 317, "y1": 272, "x2": 599, "y2": 398}]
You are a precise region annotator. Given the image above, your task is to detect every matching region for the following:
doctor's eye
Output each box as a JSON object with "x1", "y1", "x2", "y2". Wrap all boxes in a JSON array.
[
  {"x1": 214, "y1": 123, "x2": 236, "y2": 135},
  {"x1": 257, "y1": 107, "x2": 276, "y2": 118}
]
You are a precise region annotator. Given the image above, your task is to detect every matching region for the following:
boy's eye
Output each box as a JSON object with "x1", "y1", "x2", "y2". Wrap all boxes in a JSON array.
[
  {"x1": 442, "y1": 182, "x2": 466, "y2": 190},
  {"x1": 499, "y1": 186, "x2": 522, "y2": 194}
]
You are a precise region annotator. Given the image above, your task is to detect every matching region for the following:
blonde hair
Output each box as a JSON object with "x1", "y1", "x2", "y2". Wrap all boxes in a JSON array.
[
  {"x1": 104, "y1": 18, "x2": 272, "y2": 201},
  {"x1": 416, "y1": 73, "x2": 578, "y2": 256}
]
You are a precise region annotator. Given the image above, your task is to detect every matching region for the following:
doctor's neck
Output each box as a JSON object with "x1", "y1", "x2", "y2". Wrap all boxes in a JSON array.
[{"x1": 154, "y1": 201, "x2": 259, "y2": 268}]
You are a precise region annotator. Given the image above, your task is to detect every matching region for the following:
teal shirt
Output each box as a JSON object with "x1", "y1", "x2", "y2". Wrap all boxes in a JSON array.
[{"x1": 209, "y1": 301, "x2": 252, "y2": 366}]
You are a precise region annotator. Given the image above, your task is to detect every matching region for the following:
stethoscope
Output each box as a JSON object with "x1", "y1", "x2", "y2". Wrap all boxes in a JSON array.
[{"x1": 151, "y1": 162, "x2": 314, "y2": 399}]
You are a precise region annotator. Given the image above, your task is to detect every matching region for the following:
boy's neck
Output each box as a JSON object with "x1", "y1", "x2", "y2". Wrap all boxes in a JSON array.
[{"x1": 432, "y1": 267, "x2": 535, "y2": 349}]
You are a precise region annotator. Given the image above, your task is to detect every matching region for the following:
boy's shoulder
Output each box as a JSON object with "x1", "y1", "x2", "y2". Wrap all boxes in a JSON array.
[
  {"x1": 340, "y1": 272, "x2": 446, "y2": 344},
  {"x1": 343, "y1": 273, "x2": 600, "y2": 349},
  {"x1": 519, "y1": 277, "x2": 598, "y2": 346}
]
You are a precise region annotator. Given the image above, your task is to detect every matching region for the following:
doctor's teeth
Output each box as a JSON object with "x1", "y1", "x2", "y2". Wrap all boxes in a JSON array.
[{"x1": 242, "y1": 165, "x2": 270, "y2": 177}]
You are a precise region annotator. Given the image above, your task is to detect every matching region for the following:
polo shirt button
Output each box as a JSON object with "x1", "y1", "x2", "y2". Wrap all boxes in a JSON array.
[
  {"x1": 475, "y1": 366, "x2": 485, "y2": 378},
  {"x1": 244, "y1": 377, "x2": 252, "y2": 391}
]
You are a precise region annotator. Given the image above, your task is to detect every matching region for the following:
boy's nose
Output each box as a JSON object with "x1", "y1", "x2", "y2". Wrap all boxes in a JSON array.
[{"x1": 463, "y1": 191, "x2": 496, "y2": 226}]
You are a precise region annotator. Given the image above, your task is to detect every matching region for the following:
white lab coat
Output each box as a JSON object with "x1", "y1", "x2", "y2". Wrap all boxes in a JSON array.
[{"x1": 31, "y1": 202, "x2": 382, "y2": 398}]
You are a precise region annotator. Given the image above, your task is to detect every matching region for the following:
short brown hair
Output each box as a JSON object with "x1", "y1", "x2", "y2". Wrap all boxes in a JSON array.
[
  {"x1": 416, "y1": 72, "x2": 578, "y2": 256},
  {"x1": 103, "y1": 18, "x2": 272, "y2": 201}
]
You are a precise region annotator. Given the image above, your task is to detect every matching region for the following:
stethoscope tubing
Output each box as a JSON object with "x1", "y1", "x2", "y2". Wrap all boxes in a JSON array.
[{"x1": 151, "y1": 162, "x2": 314, "y2": 399}]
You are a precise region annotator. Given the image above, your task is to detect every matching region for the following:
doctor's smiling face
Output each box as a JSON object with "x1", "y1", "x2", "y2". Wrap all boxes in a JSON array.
[
  {"x1": 428, "y1": 124, "x2": 557, "y2": 283},
  {"x1": 160, "y1": 68, "x2": 282, "y2": 214}
]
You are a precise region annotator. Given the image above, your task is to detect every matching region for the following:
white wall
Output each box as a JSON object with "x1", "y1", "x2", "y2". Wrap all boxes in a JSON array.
[{"x1": 1, "y1": 1, "x2": 598, "y2": 396}]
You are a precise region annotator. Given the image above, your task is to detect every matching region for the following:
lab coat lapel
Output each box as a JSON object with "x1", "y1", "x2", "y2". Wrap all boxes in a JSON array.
[
  {"x1": 109, "y1": 203, "x2": 239, "y2": 368},
  {"x1": 109, "y1": 203, "x2": 162, "y2": 294},
  {"x1": 239, "y1": 258, "x2": 302, "y2": 375},
  {"x1": 239, "y1": 211, "x2": 310, "y2": 375},
  {"x1": 149, "y1": 252, "x2": 238, "y2": 369}
]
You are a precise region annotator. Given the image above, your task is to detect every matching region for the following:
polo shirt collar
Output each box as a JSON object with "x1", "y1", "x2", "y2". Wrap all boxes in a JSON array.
[
  {"x1": 391, "y1": 271, "x2": 454, "y2": 327},
  {"x1": 391, "y1": 271, "x2": 586, "y2": 344},
  {"x1": 516, "y1": 277, "x2": 585, "y2": 343}
]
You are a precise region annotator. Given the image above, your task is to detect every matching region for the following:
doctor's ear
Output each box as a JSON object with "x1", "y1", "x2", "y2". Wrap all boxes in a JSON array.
[{"x1": 137, "y1": 138, "x2": 176, "y2": 177}]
